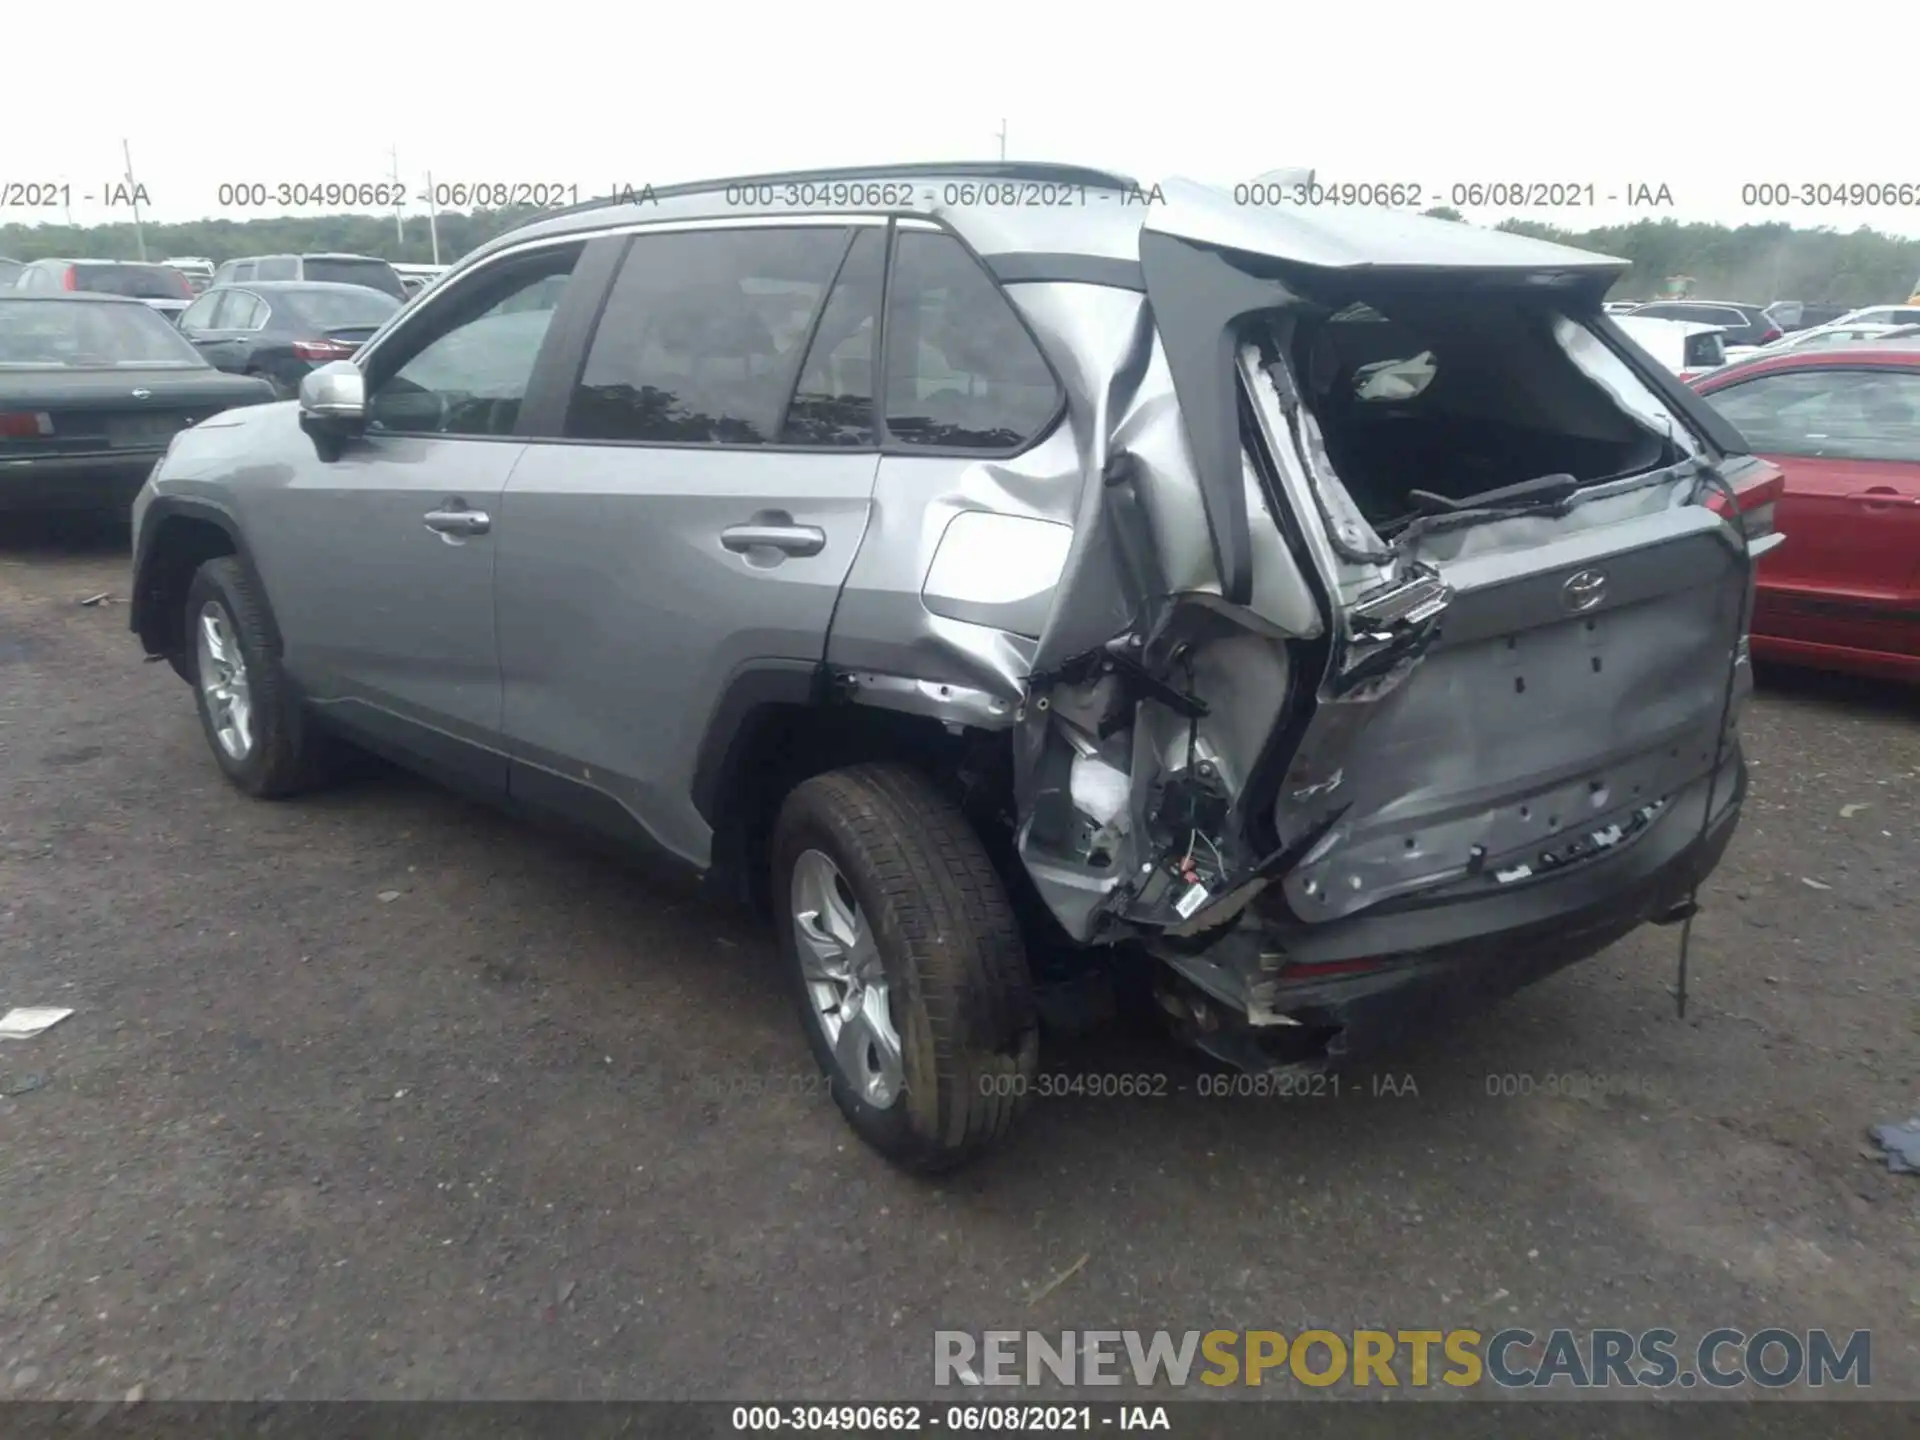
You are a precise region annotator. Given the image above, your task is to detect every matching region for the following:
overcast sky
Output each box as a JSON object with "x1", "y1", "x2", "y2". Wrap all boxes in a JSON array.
[{"x1": 5, "y1": 0, "x2": 1918, "y2": 239}]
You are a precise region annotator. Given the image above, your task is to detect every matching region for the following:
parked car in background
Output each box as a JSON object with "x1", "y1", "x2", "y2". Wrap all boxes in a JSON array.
[
  {"x1": 212, "y1": 254, "x2": 406, "y2": 302},
  {"x1": 1630, "y1": 300, "x2": 1782, "y2": 359},
  {"x1": 1693, "y1": 342, "x2": 1920, "y2": 682},
  {"x1": 127, "y1": 162, "x2": 1769, "y2": 1169},
  {"x1": 10, "y1": 260, "x2": 198, "y2": 321},
  {"x1": 392, "y1": 263, "x2": 447, "y2": 299},
  {"x1": 1746, "y1": 321, "x2": 1920, "y2": 359},
  {"x1": 0, "y1": 295, "x2": 275, "y2": 512},
  {"x1": 164, "y1": 257, "x2": 217, "y2": 294},
  {"x1": 1828, "y1": 304, "x2": 1920, "y2": 329},
  {"x1": 176, "y1": 282, "x2": 402, "y2": 398},
  {"x1": 1612, "y1": 314, "x2": 1729, "y2": 380},
  {"x1": 1764, "y1": 301, "x2": 1851, "y2": 334},
  {"x1": 0, "y1": 257, "x2": 23, "y2": 288}
]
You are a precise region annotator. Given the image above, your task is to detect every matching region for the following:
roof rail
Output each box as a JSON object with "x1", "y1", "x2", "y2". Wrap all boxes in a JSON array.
[{"x1": 532, "y1": 159, "x2": 1142, "y2": 225}]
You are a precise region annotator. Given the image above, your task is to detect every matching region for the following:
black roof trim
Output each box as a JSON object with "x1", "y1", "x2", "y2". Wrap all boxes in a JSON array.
[{"x1": 537, "y1": 161, "x2": 1142, "y2": 225}]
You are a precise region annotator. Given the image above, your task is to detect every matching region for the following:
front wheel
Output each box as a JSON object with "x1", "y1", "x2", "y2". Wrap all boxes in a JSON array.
[
  {"x1": 184, "y1": 556, "x2": 336, "y2": 797},
  {"x1": 771, "y1": 764, "x2": 1038, "y2": 1172}
]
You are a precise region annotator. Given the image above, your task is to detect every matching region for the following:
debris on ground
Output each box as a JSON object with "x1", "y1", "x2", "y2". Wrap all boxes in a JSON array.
[
  {"x1": 1867, "y1": 1117, "x2": 1920, "y2": 1175},
  {"x1": 0, "y1": 1007, "x2": 74, "y2": 1038},
  {"x1": 78, "y1": 592, "x2": 112, "y2": 607},
  {"x1": 1799, "y1": 877, "x2": 1832, "y2": 891},
  {"x1": 377, "y1": 891, "x2": 402, "y2": 903},
  {"x1": 1839, "y1": 803, "x2": 1870, "y2": 819},
  {"x1": 2, "y1": 1073, "x2": 48, "y2": 1096},
  {"x1": 1027, "y1": 1252, "x2": 1090, "y2": 1306}
]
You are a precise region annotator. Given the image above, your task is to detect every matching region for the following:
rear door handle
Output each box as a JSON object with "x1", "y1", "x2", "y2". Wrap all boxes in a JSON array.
[
  {"x1": 1846, "y1": 487, "x2": 1920, "y2": 509},
  {"x1": 721, "y1": 523, "x2": 825, "y2": 557},
  {"x1": 423, "y1": 506, "x2": 491, "y2": 536}
]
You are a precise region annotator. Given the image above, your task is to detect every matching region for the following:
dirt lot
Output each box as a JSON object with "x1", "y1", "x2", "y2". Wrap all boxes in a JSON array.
[{"x1": 1, "y1": 519, "x2": 1916, "y2": 1402}]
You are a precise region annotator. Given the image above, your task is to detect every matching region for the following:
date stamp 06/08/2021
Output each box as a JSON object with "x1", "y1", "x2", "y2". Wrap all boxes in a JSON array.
[
  {"x1": 10, "y1": 174, "x2": 1920, "y2": 214},
  {"x1": 650, "y1": 1069, "x2": 1662, "y2": 1104}
]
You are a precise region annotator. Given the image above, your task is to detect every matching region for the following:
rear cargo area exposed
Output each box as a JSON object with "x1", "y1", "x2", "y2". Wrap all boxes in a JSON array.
[
  {"x1": 1014, "y1": 200, "x2": 1759, "y2": 985},
  {"x1": 1241, "y1": 281, "x2": 1753, "y2": 926},
  {"x1": 1293, "y1": 294, "x2": 1675, "y2": 525}
]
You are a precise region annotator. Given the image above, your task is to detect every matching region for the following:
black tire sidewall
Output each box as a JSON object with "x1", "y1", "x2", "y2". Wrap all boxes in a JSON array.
[
  {"x1": 183, "y1": 562, "x2": 278, "y2": 793},
  {"x1": 772, "y1": 795, "x2": 932, "y2": 1159}
]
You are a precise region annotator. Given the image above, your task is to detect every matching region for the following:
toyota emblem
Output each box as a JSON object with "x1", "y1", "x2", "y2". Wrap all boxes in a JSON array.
[
  {"x1": 1563, "y1": 569, "x2": 1608, "y2": 613},
  {"x1": 130, "y1": 389, "x2": 152, "y2": 399}
]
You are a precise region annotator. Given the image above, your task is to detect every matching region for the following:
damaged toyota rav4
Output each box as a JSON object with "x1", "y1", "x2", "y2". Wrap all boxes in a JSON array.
[{"x1": 128, "y1": 163, "x2": 1781, "y2": 1170}]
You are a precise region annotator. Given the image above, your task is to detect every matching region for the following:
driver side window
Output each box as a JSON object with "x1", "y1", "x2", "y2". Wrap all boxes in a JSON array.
[{"x1": 367, "y1": 244, "x2": 582, "y2": 438}]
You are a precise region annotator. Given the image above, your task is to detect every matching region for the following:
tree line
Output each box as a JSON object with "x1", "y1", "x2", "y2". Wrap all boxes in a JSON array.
[{"x1": 5, "y1": 205, "x2": 1918, "y2": 305}]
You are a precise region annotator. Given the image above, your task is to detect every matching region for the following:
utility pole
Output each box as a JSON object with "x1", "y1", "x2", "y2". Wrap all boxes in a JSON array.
[
  {"x1": 425, "y1": 170, "x2": 441, "y2": 265},
  {"x1": 122, "y1": 139, "x2": 148, "y2": 261},
  {"x1": 388, "y1": 143, "x2": 405, "y2": 248},
  {"x1": 996, "y1": 119, "x2": 1007, "y2": 160}
]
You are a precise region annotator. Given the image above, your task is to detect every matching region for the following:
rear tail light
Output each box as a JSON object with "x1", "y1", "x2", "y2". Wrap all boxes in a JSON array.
[
  {"x1": 291, "y1": 339, "x2": 356, "y2": 361},
  {"x1": 0, "y1": 411, "x2": 54, "y2": 438},
  {"x1": 61, "y1": 266, "x2": 77, "y2": 291},
  {"x1": 1758, "y1": 325, "x2": 1783, "y2": 344},
  {"x1": 1705, "y1": 462, "x2": 1785, "y2": 540}
]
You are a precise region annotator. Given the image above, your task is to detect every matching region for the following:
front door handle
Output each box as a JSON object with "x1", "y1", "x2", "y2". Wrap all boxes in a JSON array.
[
  {"x1": 424, "y1": 507, "x2": 491, "y2": 537},
  {"x1": 721, "y1": 522, "x2": 825, "y2": 557}
]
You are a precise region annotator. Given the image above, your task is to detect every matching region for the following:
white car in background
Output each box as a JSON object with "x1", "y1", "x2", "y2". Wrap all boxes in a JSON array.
[
  {"x1": 1740, "y1": 320, "x2": 1920, "y2": 360},
  {"x1": 1611, "y1": 313, "x2": 1728, "y2": 380},
  {"x1": 1829, "y1": 304, "x2": 1920, "y2": 328}
]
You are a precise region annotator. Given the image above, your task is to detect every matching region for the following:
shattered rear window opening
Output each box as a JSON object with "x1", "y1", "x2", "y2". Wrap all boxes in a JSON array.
[{"x1": 1271, "y1": 292, "x2": 1694, "y2": 536}]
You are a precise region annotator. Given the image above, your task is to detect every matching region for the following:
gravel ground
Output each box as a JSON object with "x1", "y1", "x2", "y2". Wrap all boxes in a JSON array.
[{"x1": 1, "y1": 519, "x2": 1915, "y2": 1402}]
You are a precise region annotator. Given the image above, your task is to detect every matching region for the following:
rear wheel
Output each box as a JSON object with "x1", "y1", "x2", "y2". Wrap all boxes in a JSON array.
[
  {"x1": 771, "y1": 764, "x2": 1038, "y2": 1171},
  {"x1": 184, "y1": 556, "x2": 335, "y2": 797}
]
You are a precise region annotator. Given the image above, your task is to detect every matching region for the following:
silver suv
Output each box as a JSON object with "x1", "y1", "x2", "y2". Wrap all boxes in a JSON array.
[{"x1": 129, "y1": 162, "x2": 1778, "y2": 1170}]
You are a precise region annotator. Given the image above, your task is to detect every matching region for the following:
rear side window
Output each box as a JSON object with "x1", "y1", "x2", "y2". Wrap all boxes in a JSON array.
[
  {"x1": 303, "y1": 257, "x2": 405, "y2": 298},
  {"x1": 781, "y1": 228, "x2": 884, "y2": 446},
  {"x1": 882, "y1": 231, "x2": 1061, "y2": 450},
  {"x1": 254, "y1": 258, "x2": 298, "y2": 281},
  {"x1": 565, "y1": 227, "x2": 850, "y2": 444},
  {"x1": 1706, "y1": 368, "x2": 1920, "y2": 461}
]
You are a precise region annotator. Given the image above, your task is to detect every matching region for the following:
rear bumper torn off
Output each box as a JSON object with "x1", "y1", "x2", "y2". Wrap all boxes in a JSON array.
[{"x1": 1151, "y1": 749, "x2": 1745, "y2": 1065}]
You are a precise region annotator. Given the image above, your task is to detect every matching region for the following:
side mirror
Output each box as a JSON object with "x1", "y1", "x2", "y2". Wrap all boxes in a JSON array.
[
  {"x1": 297, "y1": 360, "x2": 368, "y2": 457},
  {"x1": 299, "y1": 361, "x2": 366, "y2": 420}
]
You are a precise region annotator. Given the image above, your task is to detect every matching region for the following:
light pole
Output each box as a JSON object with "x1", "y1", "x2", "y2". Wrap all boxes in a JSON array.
[
  {"x1": 122, "y1": 139, "x2": 148, "y2": 261},
  {"x1": 389, "y1": 143, "x2": 405, "y2": 247}
]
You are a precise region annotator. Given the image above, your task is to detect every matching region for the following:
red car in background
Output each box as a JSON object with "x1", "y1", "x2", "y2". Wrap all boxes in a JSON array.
[{"x1": 1692, "y1": 344, "x2": 1920, "y2": 682}]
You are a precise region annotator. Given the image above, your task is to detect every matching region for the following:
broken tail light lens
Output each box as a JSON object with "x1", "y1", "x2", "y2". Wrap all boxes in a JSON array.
[{"x1": 1705, "y1": 463, "x2": 1784, "y2": 540}]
